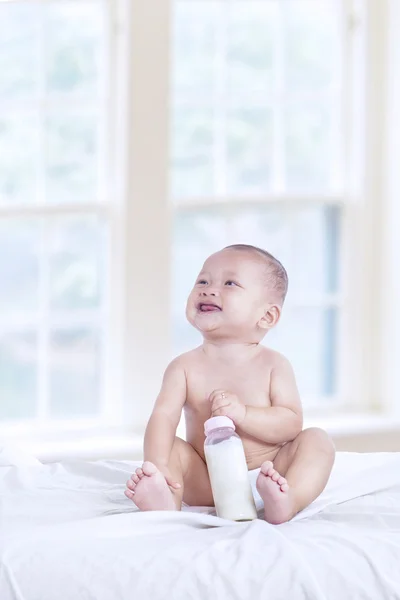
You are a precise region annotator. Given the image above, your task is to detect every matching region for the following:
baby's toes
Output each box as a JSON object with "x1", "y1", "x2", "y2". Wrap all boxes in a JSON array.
[
  {"x1": 270, "y1": 470, "x2": 280, "y2": 482},
  {"x1": 142, "y1": 461, "x2": 158, "y2": 476},
  {"x1": 124, "y1": 489, "x2": 135, "y2": 499},
  {"x1": 260, "y1": 461, "x2": 274, "y2": 476},
  {"x1": 126, "y1": 478, "x2": 136, "y2": 491},
  {"x1": 135, "y1": 467, "x2": 144, "y2": 479},
  {"x1": 280, "y1": 483, "x2": 289, "y2": 492},
  {"x1": 131, "y1": 473, "x2": 140, "y2": 484},
  {"x1": 277, "y1": 476, "x2": 286, "y2": 486}
]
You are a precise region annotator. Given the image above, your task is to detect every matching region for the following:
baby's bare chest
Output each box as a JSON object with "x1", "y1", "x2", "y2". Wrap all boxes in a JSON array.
[{"x1": 185, "y1": 362, "x2": 272, "y2": 412}]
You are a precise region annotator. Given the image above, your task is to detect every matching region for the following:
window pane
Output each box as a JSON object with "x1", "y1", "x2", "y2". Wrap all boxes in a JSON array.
[
  {"x1": 172, "y1": 206, "x2": 340, "y2": 398},
  {"x1": 0, "y1": 220, "x2": 40, "y2": 313},
  {"x1": 227, "y1": 1, "x2": 276, "y2": 106},
  {"x1": 290, "y1": 205, "x2": 340, "y2": 297},
  {"x1": 0, "y1": 4, "x2": 39, "y2": 101},
  {"x1": 0, "y1": 2, "x2": 108, "y2": 424},
  {"x1": 172, "y1": 0, "x2": 342, "y2": 197},
  {"x1": 45, "y1": 114, "x2": 98, "y2": 204},
  {"x1": 0, "y1": 1, "x2": 105, "y2": 206},
  {"x1": 45, "y1": 2, "x2": 104, "y2": 98},
  {"x1": 0, "y1": 116, "x2": 40, "y2": 205},
  {"x1": 172, "y1": 1, "x2": 218, "y2": 104},
  {"x1": 226, "y1": 108, "x2": 273, "y2": 194},
  {"x1": 171, "y1": 108, "x2": 214, "y2": 198},
  {"x1": 285, "y1": 0, "x2": 339, "y2": 93},
  {"x1": 285, "y1": 101, "x2": 332, "y2": 192},
  {"x1": 49, "y1": 217, "x2": 106, "y2": 311},
  {"x1": 268, "y1": 306, "x2": 337, "y2": 399},
  {"x1": 49, "y1": 327, "x2": 101, "y2": 418},
  {"x1": 0, "y1": 331, "x2": 38, "y2": 420}
]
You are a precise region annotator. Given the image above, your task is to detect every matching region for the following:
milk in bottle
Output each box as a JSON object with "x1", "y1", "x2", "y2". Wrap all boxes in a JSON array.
[{"x1": 204, "y1": 416, "x2": 257, "y2": 521}]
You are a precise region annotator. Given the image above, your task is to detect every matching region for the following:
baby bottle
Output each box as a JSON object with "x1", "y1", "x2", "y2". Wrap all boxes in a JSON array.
[{"x1": 204, "y1": 416, "x2": 257, "y2": 521}]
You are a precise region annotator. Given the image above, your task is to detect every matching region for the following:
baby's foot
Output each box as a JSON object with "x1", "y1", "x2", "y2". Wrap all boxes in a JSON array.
[
  {"x1": 256, "y1": 461, "x2": 294, "y2": 524},
  {"x1": 124, "y1": 461, "x2": 177, "y2": 511}
]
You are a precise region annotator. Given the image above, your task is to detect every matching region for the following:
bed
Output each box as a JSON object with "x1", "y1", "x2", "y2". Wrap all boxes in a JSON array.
[{"x1": 0, "y1": 447, "x2": 399, "y2": 600}]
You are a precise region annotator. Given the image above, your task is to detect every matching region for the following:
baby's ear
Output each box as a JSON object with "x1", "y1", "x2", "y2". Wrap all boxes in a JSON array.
[{"x1": 258, "y1": 304, "x2": 281, "y2": 330}]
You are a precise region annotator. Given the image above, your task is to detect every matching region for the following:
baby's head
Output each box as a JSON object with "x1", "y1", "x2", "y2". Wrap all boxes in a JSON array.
[{"x1": 186, "y1": 244, "x2": 288, "y2": 343}]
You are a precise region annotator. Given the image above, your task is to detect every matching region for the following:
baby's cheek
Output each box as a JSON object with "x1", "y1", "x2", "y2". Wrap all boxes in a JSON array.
[{"x1": 185, "y1": 298, "x2": 195, "y2": 316}]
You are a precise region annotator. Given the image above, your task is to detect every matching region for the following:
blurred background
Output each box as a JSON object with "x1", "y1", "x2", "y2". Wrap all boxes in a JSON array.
[{"x1": 0, "y1": 0, "x2": 399, "y2": 461}]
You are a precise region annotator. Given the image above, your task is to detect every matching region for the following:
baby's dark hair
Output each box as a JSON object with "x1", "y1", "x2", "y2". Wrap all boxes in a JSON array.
[{"x1": 224, "y1": 244, "x2": 289, "y2": 304}]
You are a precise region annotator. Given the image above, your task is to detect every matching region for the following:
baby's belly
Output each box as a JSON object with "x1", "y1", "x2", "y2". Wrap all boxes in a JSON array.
[
  {"x1": 241, "y1": 436, "x2": 283, "y2": 470},
  {"x1": 186, "y1": 425, "x2": 282, "y2": 471}
]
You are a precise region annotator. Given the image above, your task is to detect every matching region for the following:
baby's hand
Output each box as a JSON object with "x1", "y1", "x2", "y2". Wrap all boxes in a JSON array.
[
  {"x1": 209, "y1": 389, "x2": 246, "y2": 425},
  {"x1": 158, "y1": 465, "x2": 181, "y2": 489}
]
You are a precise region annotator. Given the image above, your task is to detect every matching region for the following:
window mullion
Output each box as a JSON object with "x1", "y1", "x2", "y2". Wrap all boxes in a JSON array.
[
  {"x1": 97, "y1": 0, "x2": 112, "y2": 205},
  {"x1": 213, "y1": 1, "x2": 228, "y2": 197},
  {"x1": 121, "y1": 0, "x2": 172, "y2": 432},
  {"x1": 37, "y1": 4, "x2": 47, "y2": 206},
  {"x1": 36, "y1": 8, "x2": 49, "y2": 421},
  {"x1": 99, "y1": 0, "x2": 120, "y2": 424},
  {"x1": 0, "y1": 203, "x2": 111, "y2": 218},
  {"x1": 37, "y1": 218, "x2": 50, "y2": 421},
  {"x1": 173, "y1": 195, "x2": 346, "y2": 211},
  {"x1": 329, "y1": 0, "x2": 346, "y2": 193},
  {"x1": 272, "y1": 0, "x2": 285, "y2": 194}
]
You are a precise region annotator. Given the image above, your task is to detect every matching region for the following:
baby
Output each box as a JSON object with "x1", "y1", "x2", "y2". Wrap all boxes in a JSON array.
[{"x1": 125, "y1": 244, "x2": 335, "y2": 524}]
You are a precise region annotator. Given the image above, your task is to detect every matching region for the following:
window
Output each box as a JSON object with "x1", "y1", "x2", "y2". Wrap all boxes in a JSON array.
[
  {"x1": 0, "y1": 0, "x2": 382, "y2": 447},
  {"x1": 171, "y1": 0, "x2": 356, "y2": 407},
  {"x1": 0, "y1": 1, "x2": 112, "y2": 425}
]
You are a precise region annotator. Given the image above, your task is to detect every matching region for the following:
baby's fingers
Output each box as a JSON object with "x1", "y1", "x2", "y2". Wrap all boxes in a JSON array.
[
  {"x1": 164, "y1": 475, "x2": 181, "y2": 489},
  {"x1": 211, "y1": 405, "x2": 230, "y2": 417},
  {"x1": 208, "y1": 389, "x2": 225, "y2": 403},
  {"x1": 169, "y1": 482, "x2": 181, "y2": 489},
  {"x1": 211, "y1": 399, "x2": 231, "y2": 415}
]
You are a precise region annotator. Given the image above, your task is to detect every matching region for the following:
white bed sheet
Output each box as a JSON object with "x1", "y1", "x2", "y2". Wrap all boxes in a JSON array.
[{"x1": 0, "y1": 450, "x2": 400, "y2": 600}]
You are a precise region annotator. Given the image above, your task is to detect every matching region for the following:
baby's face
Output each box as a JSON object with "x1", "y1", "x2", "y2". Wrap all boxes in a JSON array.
[{"x1": 186, "y1": 249, "x2": 272, "y2": 340}]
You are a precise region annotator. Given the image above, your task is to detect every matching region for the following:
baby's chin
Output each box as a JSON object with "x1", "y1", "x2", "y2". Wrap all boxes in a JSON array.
[
  {"x1": 187, "y1": 312, "x2": 266, "y2": 341},
  {"x1": 189, "y1": 314, "x2": 252, "y2": 338},
  {"x1": 186, "y1": 311, "x2": 224, "y2": 332},
  {"x1": 190, "y1": 318, "x2": 220, "y2": 333}
]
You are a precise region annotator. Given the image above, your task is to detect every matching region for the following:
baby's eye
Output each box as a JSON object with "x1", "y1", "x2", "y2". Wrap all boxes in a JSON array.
[
  {"x1": 197, "y1": 279, "x2": 208, "y2": 285},
  {"x1": 225, "y1": 280, "x2": 238, "y2": 287}
]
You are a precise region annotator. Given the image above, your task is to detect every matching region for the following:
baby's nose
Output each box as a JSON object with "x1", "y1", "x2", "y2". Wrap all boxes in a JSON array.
[{"x1": 201, "y1": 288, "x2": 218, "y2": 297}]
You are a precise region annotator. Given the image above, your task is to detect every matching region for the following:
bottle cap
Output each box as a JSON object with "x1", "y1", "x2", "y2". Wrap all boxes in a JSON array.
[{"x1": 204, "y1": 416, "x2": 235, "y2": 436}]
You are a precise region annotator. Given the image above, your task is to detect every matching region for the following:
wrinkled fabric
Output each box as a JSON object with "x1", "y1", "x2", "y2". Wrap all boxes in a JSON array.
[{"x1": 1, "y1": 452, "x2": 400, "y2": 600}]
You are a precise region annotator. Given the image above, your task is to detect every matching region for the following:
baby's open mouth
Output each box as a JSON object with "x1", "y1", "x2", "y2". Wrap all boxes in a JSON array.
[{"x1": 198, "y1": 303, "x2": 222, "y2": 312}]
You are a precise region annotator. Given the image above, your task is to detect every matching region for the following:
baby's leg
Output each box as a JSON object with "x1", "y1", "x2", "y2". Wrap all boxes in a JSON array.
[
  {"x1": 256, "y1": 427, "x2": 335, "y2": 524},
  {"x1": 125, "y1": 437, "x2": 213, "y2": 511}
]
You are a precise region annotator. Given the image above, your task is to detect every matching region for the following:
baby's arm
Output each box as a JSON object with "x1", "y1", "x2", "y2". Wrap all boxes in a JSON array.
[
  {"x1": 241, "y1": 357, "x2": 303, "y2": 443},
  {"x1": 212, "y1": 356, "x2": 303, "y2": 444},
  {"x1": 143, "y1": 358, "x2": 186, "y2": 474}
]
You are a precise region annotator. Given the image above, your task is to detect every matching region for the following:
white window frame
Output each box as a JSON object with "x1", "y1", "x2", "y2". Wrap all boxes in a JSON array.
[
  {"x1": 119, "y1": 0, "x2": 393, "y2": 427},
  {"x1": 0, "y1": 0, "x2": 128, "y2": 438},
  {"x1": 170, "y1": 0, "x2": 367, "y2": 414},
  {"x1": 164, "y1": 0, "x2": 396, "y2": 421},
  {"x1": 379, "y1": 0, "x2": 400, "y2": 418},
  {"x1": 1, "y1": 0, "x2": 398, "y2": 450}
]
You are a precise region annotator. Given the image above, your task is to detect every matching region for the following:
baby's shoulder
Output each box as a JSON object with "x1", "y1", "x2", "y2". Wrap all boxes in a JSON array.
[
  {"x1": 258, "y1": 346, "x2": 293, "y2": 370},
  {"x1": 167, "y1": 347, "x2": 203, "y2": 372}
]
